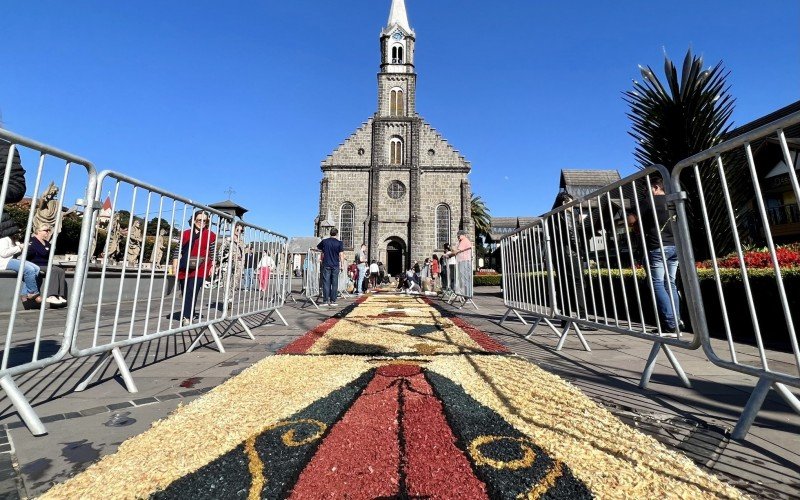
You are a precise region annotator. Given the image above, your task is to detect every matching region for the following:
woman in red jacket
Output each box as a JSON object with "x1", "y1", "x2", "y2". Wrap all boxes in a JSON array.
[{"x1": 172, "y1": 210, "x2": 216, "y2": 326}]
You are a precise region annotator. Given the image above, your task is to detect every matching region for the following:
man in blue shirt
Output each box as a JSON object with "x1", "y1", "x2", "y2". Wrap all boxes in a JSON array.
[{"x1": 317, "y1": 228, "x2": 344, "y2": 306}]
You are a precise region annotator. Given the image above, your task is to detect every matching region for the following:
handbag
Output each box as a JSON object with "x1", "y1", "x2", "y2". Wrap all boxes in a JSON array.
[{"x1": 178, "y1": 240, "x2": 206, "y2": 271}]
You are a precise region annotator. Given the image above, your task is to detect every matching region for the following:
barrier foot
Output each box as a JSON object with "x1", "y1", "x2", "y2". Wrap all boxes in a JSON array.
[
  {"x1": 639, "y1": 342, "x2": 690, "y2": 389},
  {"x1": 660, "y1": 344, "x2": 691, "y2": 388},
  {"x1": 554, "y1": 321, "x2": 590, "y2": 351},
  {"x1": 499, "y1": 308, "x2": 512, "y2": 325},
  {"x1": 513, "y1": 309, "x2": 528, "y2": 325},
  {"x1": 466, "y1": 299, "x2": 479, "y2": 311},
  {"x1": 0, "y1": 375, "x2": 46, "y2": 436},
  {"x1": 639, "y1": 342, "x2": 661, "y2": 389},
  {"x1": 237, "y1": 317, "x2": 256, "y2": 341},
  {"x1": 273, "y1": 308, "x2": 288, "y2": 327},
  {"x1": 75, "y1": 347, "x2": 138, "y2": 394},
  {"x1": 732, "y1": 377, "x2": 773, "y2": 441},
  {"x1": 774, "y1": 383, "x2": 800, "y2": 414},
  {"x1": 523, "y1": 317, "x2": 543, "y2": 340},
  {"x1": 187, "y1": 325, "x2": 226, "y2": 353},
  {"x1": 543, "y1": 318, "x2": 561, "y2": 339},
  {"x1": 572, "y1": 324, "x2": 592, "y2": 352}
]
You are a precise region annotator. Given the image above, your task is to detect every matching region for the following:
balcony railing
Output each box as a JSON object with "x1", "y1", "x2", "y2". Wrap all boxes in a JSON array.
[{"x1": 767, "y1": 204, "x2": 800, "y2": 226}]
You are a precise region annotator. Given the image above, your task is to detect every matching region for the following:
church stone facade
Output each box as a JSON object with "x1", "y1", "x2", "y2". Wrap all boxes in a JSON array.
[{"x1": 316, "y1": 0, "x2": 473, "y2": 276}]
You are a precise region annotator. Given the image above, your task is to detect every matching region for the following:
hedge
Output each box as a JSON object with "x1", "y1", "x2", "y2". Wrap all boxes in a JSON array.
[
  {"x1": 473, "y1": 274, "x2": 502, "y2": 286},
  {"x1": 582, "y1": 267, "x2": 799, "y2": 352}
]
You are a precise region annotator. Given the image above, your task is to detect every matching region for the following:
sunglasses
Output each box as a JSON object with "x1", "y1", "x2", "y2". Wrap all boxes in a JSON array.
[
  {"x1": 41, "y1": 228, "x2": 52, "y2": 233},
  {"x1": 195, "y1": 218, "x2": 209, "y2": 223}
]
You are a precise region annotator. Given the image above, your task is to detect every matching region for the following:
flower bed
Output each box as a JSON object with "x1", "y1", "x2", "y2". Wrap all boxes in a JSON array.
[{"x1": 43, "y1": 294, "x2": 743, "y2": 500}]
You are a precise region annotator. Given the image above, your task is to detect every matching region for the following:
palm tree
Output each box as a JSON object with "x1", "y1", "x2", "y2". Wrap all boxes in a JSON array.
[
  {"x1": 624, "y1": 49, "x2": 734, "y2": 170},
  {"x1": 623, "y1": 49, "x2": 739, "y2": 258},
  {"x1": 471, "y1": 194, "x2": 491, "y2": 243}
]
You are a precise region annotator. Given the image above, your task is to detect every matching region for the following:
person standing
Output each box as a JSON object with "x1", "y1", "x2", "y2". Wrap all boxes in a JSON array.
[
  {"x1": 444, "y1": 243, "x2": 457, "y2": 291},
  {"x1": 241, "y1": 246, "x2": 256, "y2": 290},
  {"x1": 431, "y1": 253, "x2": 440, "y2": 291},
  {"x1": 356, "y1": 243, "x2": 367, "y2": 295},
  {"x1": 317, "y1": 227, "x2": 344, "y2": 306},
  {"x1": 173, "y1": 211, "x2": 216, "y2": 326},
  {"x1": 369, "y1": 259, "x2": 379, "y2": 289},
  {"x1": 628, "y1": 177, "x2": 680, "y2": 332},
  {"x1": 258, "y1": 251, "x2": 276, "y2": 294},
  {"x1": 453, "y1": 230, "x2": 472, "y2": 295}
]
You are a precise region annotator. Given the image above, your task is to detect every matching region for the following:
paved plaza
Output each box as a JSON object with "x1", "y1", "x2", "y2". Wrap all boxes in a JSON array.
[{"x1": 0, "y1": 287, "x2": 797, "y2": 498}]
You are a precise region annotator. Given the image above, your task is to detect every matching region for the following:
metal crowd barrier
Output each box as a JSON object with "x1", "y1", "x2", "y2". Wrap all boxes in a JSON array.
[
  {"x1": 1, "y1": 128, "x2": 295, "y2": 436},
  {"x1": 500, "y1": 166, "x2": 700, "y2": 390},
  {"x1": 337, "y1": 259, "x2": 352, "y2": 298},
  {"x1": 301, "y1": 249, "x2": 322, "y2": 309},
  {"x1": 70, "y1": 170, "x2": 238, "y2": 394},
  {"x1": 671, "y1": 109, "x2": 800, "y2": 439},
  {"x1": 211, "y1": 220, "x2": 290, "y2": 343},
  {"x1": 0, "y1": 129, "x2": 97, "y2": 436},
  {"x1": 448, "y1": 253, "x2": 477, "y2": 309}
]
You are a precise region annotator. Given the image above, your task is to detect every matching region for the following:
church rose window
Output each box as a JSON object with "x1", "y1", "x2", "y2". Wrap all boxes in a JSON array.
[
  {"x1": 339, "y1": 202, "x2": 355, "y2": 250},
  {"x1": 388, "y1": 180, "x2": 406, "y2": 200},
  {"x1": 436, "y1": 204, "x2": 451, "y2": 249}
]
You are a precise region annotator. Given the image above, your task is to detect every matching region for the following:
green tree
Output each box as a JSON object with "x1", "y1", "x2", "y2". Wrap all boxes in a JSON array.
[
  {"x1": 624, "y1": 49, "x2": 739, "y2": 258},
  {"x1": 471, "y1": 194, "x2": 491, "y2": 243}
]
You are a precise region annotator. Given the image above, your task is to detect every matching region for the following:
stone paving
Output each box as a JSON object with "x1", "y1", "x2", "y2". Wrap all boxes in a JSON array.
[{"x1": 0, "y1": 287, "x2": 796, "y2": 498}]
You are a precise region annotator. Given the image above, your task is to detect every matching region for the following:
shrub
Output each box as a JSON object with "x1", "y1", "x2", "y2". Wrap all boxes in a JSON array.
[{"x1": 473, "y1": 274, "x2": 502, "y2": 286}]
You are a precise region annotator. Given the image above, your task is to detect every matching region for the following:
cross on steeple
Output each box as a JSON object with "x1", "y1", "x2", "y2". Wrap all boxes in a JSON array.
[{"x1": 224, "y1": 187, "x2": 236, "y2": 200}]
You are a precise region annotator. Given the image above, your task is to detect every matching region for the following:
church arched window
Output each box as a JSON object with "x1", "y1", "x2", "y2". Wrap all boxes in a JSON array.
[
  {"x1": 436, "y1": 204, "x2": 451, "y2": 250},
  {"x1": 339, "y1": 202, "x2": 355, "y2": 250},
  {"x1": 391, "y1": 45, "x2": 404, "y2": 63},
  {"x1": 390, "y1": 88, "x2": 404, "y2": 116},
  {"x1": 390, "y1": 137, "x2": 404, "y2": 164}
]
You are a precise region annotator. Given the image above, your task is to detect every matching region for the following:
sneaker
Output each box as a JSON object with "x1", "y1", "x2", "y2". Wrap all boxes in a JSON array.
[
  {"x1": 329, "y1": 302, "x2": 338, "y2": 307},
  {"x1": 57, "y1": 296, "x2": 68, "y2": 304},
  {"x1": 181, "y1": 318, "x2": 192, "y2": 327},
  {"x1": 46, "y1": 296, "x2": 61, "y2": 305}
]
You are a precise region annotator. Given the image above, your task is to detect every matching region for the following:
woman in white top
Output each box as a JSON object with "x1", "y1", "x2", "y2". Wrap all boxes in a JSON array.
[{"x1": 0, "y1": 235, "x2": 42, "y2": 308}]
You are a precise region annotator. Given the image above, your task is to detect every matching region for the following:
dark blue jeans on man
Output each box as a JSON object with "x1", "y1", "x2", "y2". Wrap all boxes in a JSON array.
[
  {"x1": 321, "y1": 265, "x2": 339, "y2": 304},
  {"x1": 649, "y1": 246, "x2": 680, "y2": 331}
]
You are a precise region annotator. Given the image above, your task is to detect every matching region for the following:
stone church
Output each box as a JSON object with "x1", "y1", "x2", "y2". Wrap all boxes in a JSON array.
[{"x1": 315, "y1": 0, "x2": 473, "y2": 277}]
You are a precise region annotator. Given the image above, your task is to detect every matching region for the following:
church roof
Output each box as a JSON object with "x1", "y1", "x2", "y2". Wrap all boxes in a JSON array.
[
  {"x1": 488, "y1": 216, "x2": 541, "y2": 241},
  {"x1": 101, "y1": 196, "x2": 112, "y2": 211},
  {"x1": 386, "y1": 0, "x2": 413, "y2": 35},
  {"x1": 287, "y1": 237, "x2": 321, "y2": 254}
]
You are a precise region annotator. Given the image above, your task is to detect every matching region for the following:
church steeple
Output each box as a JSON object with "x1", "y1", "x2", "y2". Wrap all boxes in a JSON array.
[
  {"x1": 380, "y1": 0, "x2": 415, "y2": 74},
  {"x1": 387, "y1": 0, "x2": 412, "y2": 34}
]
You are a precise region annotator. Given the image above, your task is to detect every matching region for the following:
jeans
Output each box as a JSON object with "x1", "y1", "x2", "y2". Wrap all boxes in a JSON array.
[
  {"x1": 241, "y1": 268, "x2": 254, "y2": 289},
  {"x1": 649, "y1": 246, "x2": 680, "y2": 330},
  {"x1": 179, "y1": 275, "x2": 204, "y2": 320},
  {"x1": 321, "y1": 265, "x2": 339, "y2": 303},
  {"x1": 6, "y1": 259, "x2": 41, "y2": 296},
  {"x1": 357, "y1": 264, "x2": 367, "y2": 294},
  {"x1": 448, "y1": 264, "x2": 456, "y2": 290}
]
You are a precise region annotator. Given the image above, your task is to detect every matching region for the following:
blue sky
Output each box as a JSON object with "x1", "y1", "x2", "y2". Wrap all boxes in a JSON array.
[{"x1": 2, "y1": 0, "x2": 798, "y2": 237}]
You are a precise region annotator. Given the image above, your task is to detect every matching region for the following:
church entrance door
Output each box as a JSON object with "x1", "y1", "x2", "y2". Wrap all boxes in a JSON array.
[{"x1": 386, "y1": 239, "x2": 404, "y2": 277}]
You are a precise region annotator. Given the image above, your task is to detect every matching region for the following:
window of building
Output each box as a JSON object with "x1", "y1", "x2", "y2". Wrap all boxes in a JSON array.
[
  {"x1": 390, "y1": 137, "x2": 404, "y2": 164},
  {"x1": 388, "y1": 180, "x2": 406, "y2": 200},
  {"x1": 391, "y1": 45, "x2": 404, "y2": 64},
  {"x1": 390, "y1": 88, "x2": 404, "y2": 116},
  {"x1": 436, "y1": 204, "x2": 451, "y2": 249},
  {"x1": 339, "y1": 202, "x2": 355, "y2": 250}
]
